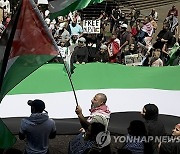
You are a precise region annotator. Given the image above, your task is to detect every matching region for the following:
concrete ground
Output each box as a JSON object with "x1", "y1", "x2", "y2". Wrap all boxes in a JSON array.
[{"x1": 11, "y1": 134, "x2": 120, "y2": 154}]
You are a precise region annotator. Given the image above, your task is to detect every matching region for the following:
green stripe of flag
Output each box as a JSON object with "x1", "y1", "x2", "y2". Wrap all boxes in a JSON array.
[
  {"x1": 0, "y1": 119, "x2": 16, "y2": 149},
  {"x1": 2, "y1": 55, "x2": 55, "y2": 98},
  {"x1": 49, "y1": 0, "x2": 104, "y2": 19},
  {"x1": 8, "y1": 63, "x2": 180, "y2": 95}
]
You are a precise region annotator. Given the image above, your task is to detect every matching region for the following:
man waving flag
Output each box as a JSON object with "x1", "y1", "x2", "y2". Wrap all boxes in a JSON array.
[{"x1": 48, "y1": 0, "x2": 104, "y2": 19}]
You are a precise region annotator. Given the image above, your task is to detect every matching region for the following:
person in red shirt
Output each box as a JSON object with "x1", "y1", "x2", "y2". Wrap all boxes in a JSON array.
[{"x1": 107, "y1": 32, "x2": 121, "y2": 63}]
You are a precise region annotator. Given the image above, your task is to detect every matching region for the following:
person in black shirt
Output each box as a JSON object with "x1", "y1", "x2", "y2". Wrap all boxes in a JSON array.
[
  {"x1": 117, "y1": 12, "x2": 128, "y2": 27},
  {"x1": 71, "y1": 37, "x2": 89, "y2": 64},
  {"x1": 153, "y1": 23, "x2": 173, "y2": 50},
  {"x1": 94, "y1": 44, "x2": 109, "y2": 63},
  {"x1": 110, "y1": 6, "x2": 121, "y2": 33},
  {"x1": 141, "y1": 103, "x2": 166, "y2": 154}
]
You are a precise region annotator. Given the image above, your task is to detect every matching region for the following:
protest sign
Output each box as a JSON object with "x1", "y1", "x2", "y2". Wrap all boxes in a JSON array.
[{"x1": 83, "y1": 20, "x2": 100, "y2": 34}]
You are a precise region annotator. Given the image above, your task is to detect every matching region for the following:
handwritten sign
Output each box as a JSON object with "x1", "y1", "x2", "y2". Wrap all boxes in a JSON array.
[{"x1": 83, "y1": 20, "x2": 100, "y2": 34}]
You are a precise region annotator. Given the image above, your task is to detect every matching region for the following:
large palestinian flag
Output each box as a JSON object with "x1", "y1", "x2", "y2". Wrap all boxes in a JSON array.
[{"x1": 1, "y1": 63, "x2": 180, "y2": 135}]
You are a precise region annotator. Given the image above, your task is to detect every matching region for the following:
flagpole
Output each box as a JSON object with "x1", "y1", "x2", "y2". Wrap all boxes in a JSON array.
[
  {"x1": 30, "y1": 0, "x2": 79, "y2": 106},
  {"x1": 63, "y1": 61, "x2": 79, "y2": 106}
]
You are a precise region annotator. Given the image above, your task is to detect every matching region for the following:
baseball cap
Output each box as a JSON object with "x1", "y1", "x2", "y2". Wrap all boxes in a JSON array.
[
  {"x1": 78, "y1": 37, "x2": 86, "y2": 42},
  {"x1": 121, "y1": 23, "x2": 128, "y2": 29},
  {"x1": 91, "y1": 115, "x2": 108, "y2": 130},
  {"x1": 100, "y1": 44, "x2": 108, "y2": 50},
  {"x1": 28, "y1": 99, "x2": 46, "y2": 112}
]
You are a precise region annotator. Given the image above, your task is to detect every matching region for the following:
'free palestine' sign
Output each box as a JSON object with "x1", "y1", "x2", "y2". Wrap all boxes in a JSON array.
[{"x1": 83, "y1": 20, "x2": 101, "y2": 34}]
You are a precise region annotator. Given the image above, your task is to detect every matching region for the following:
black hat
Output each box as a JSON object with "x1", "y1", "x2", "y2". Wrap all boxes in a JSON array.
[{"x1": 28, "y1": 99, "x2": 45, "y2": 112}]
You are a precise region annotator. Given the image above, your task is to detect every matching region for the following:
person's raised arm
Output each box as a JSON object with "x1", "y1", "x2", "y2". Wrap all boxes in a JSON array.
[{"x1": 75, "y1": 105, "x2": 90, "y2": 130}]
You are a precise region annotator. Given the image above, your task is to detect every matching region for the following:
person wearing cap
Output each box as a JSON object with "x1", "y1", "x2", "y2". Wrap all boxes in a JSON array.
[
  {"x1": 75, "y1": 93, "x2": 110, "y2": 132},
  {"x1": 68, "y1": 115, "x2": 111, "y2": 154},
  {"x1": 117, "y1": 23, "x2": 131, "y2": 64},
  {"x1": 71, "y1": 37, "x2": 89, "y2": 64},
  {"x1": 159, "y1": 124, "x2": 180, "y2": 154},
  {"x1": 19, "y1": 99, "x2": 56, "y2": 154},
  {"x1": 94, "y1": 44, "x2": 109, "y2": 63}
]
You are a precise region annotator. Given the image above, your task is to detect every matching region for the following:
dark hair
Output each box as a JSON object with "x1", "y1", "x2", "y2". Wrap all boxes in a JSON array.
[
  {"x1": 128, "y1": 120, "x2": 147, "y2": 136},
  {"x1": 143, "y1": 104, "x2": 159, "y2": 120},
  {"x1": 163, "y1": 22, "x2": 170, "y2": 29},
  {"x1": 28, "y1": 99, "x2": 45, "y2": 113},
  {"x1": 90, "y1": 122, "x2": 105, "y2": 137}
]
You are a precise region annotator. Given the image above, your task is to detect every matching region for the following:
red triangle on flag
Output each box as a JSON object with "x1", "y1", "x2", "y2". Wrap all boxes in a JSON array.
[{"x1": 9, "y1": 0, "x2": 58, "y2": 59}]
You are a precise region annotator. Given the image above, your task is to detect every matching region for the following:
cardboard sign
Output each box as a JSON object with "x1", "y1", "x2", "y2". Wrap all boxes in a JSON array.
[
  {"x1": 83, "y1": 20, "x2": 100, "y2": 34},
  {"x1": 125, "y1": 54, "x2": 144, "y2": 66}
]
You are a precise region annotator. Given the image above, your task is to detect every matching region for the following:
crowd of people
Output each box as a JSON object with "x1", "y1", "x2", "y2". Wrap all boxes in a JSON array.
[
  {"x1": 0, "y1": 1, "x2": 179, "y2": 66},
  {"x1": 0, "y1": 1, "x2": 180, "y2": 154},
  {"x1": 39, "y1": 4, "x2": 180, "y2": 67}
]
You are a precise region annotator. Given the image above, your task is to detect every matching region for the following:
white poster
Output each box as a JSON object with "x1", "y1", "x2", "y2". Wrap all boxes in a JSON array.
[
  {"x1": 83, "y1": 20, "x2": 101, "y2": 34},
  {"x1": 38, "y1": 0, "x2": 48, "y2": 4},
  {"x1": 125, "y1": 54, "x2": 143, "y2": 66}
]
